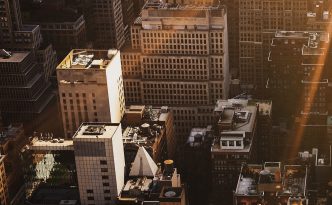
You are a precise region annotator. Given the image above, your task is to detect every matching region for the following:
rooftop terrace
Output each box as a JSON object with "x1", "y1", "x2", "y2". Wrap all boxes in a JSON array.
[{"x1": 57, "y1": 49, "x2": 118, "y2": 70}]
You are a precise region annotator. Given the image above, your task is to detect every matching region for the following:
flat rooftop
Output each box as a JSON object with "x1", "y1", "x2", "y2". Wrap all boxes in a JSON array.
[
  {"x1": 73, "y1": 123, "x2": 120, "y2": 139},
  {"x1": 122, "y1": 123, "x2": 164, "y2": 146},
  {"x1": 143, "y1": 0, "x2": 222, "y2": 11},
  {"x1": 29, "y1": 138, "x2": 74, "y2": 151},
  {"x1": 235, "y1": 163, "x2": 307, "y2": 197},
  {"x1": 57, "y1": 49, "x2": 118, "y2": 70},
  {"x1": 187, "y1": 126, "x2": 212, "y2": 147},
  {"x1": 0, "y1": 51, "x2": 30, "y2": 63}
]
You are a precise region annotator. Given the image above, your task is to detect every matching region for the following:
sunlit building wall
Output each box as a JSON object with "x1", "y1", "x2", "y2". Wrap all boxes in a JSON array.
[
  {"x1": 57, "y1": 49, "x2": 125, "y2": 138},
  {"x1": 73, "y1": 123, "x2": 125, "y2": 205},
  {"x1": 121, "y1": 0, "x2": 229, "y2": 145}
]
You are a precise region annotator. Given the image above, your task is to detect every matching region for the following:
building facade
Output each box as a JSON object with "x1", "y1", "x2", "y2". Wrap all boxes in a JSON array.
[
  {"x1": 121, "y1": 0, "x2": 230, "y2": 145},
  {"x1": 210, "y1": 99, "x2": 258, "y2": 204},
  {"x1": 57, "y1": 49, "x2": 125, "y2": 137},
  {"x1": 92, "y1": 0, "x2": 125, "y2": 49},
  {"x1": 0, "y1": 51, "x2": 54, "y2": 123},
  {"x1": 73, "y1": 123, "x2": 125, "y2": 205},
  {"x1": 239, "y1": 0, "x2": 308, "y2": 90}
]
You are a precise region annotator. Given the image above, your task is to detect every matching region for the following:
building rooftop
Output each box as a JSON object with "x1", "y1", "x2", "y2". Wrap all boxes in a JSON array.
[
  {"x1": 129, "y1": 146, "x2": 158, "y2": 177},
  {"x1": 73, "y1": 123, "x2": 120, "y2": 139},
  {"x1": 187, "y1": 126, "x2": 212, "y2": 147},
  {"x1": 123, "y1": 123, "x2": 164, "y2": 147},
  {"x1": 235, "y1": 162, "x2": 307, "y2": 198},
  {"x1": 0, "y1": 50, "x2": 30, "y2": 63},
  {"x1": 211, "y1": 99, "x2": 257, "y2": 153},
  {"x1": 143, "y1": 0, "x2": 222, "y2": 10},
  {"x1": 214, "y1": 99, "x2": 257, "y2": 133},
  {"x1": 57, "y1": 49, "x2": 118, "y2": 70}
]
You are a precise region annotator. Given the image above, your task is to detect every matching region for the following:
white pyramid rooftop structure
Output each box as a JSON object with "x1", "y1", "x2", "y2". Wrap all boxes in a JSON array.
[{"x1": 129, "y1": 146, "x2": 158, "y2": 177}]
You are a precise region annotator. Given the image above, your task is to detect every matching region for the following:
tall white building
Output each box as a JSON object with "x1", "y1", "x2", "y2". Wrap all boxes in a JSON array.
[
  {"x1": 57, "y1": 49, "x2": 125, "y2": 137},
  {"x1": 73, "y1": 123, "x2": 125, "y2": 205},
  {"x1": 121, "y1": 0, "x2": 229, "y2": 144}
]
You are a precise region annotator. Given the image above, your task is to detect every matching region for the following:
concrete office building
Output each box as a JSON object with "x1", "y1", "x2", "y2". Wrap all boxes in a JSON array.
[
  {"x1": 239, "y1": 0, "x2": 308, "y2": 90},
  {"x1": 57, "y1": 49, "x2": 125, "y2": 137},
  {"x1": 210, "y1": 99, "x2": 257, "y2": 203},
  {"x1": 121, "y1": 0, "x2": 229, "y2": 145},
  {"x1": 73, "y1": 123, "x2": 125, "y2": 205}
]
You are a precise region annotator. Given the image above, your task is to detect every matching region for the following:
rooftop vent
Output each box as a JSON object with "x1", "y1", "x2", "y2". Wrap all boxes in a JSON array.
[
  {"x1": 0, "y1": 49, "x2": 12, "y2": 58},
  {"x1": 83, "y1": 125, "x2": 106, "y2": 135}
]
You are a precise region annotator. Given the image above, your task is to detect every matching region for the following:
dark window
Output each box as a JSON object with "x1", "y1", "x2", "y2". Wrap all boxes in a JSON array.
[
  {"x1": 86, "y1": 189, "x2": 93, "y2": 193},
  {"x1": 103, "y1": 183, "x2": 110, "y2": 187},
  {"x1": 101, "y1": 168, "x2": 108, "y2": 172},
  {"x1": 102, "y1": 175, "x2": 109, "y2": 180},
  {"x1": 104, "y1": 197, "x2": 111, "y2": 200},
  {"x1": 87, "y1": 196, "x2": 94, "y2": 200},
  {"x1": 100, "y1": 160, "x2": 107, "y2": 165},
  {"x1": 104, "y1": 190, "x2": 110, "y2": 193}
]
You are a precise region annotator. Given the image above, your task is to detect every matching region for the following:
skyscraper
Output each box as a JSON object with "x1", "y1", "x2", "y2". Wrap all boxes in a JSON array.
[
  {"x1": 239, "y1": 0, "x2": 308, "y2": 90},
  {"x1": 121, "y1": 0, "x2": 229, "y2": 145},
  {"x1": 57, "y1": 49, "x2": 125, "y2": 137},
  {"x1": 73, "y1": 123, "x2": 125, "y2": 205},
  {"x1": 0, "y1": 0, "x2": 57, "y2": 128},
  {"x1": 92, "y1": 0, "x2": 125, "y2": 49},
  {"x1": 0, "y1": 50, "x2": 54, "y2": 122}
]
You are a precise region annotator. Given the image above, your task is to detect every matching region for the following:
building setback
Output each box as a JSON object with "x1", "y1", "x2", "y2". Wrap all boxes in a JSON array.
[
  {"x1": 0, "y1": 0, "x2": 57, "y2": 128},
  {"x1": 0, "y1": 51, "x2": 54, "y2": 122},
  {"x1": 57, "y1": 49, "x2": 125, "y2": 137},
  {"x1": 121, "y1": 0, "x2": 230, "y2": 146}
]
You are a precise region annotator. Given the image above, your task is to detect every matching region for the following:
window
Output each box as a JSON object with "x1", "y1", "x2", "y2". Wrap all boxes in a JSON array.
[
  {"x1": 104, "y1": 197, "x2": 111, "y2": 200},
  {"x1": 104, "y1": 190, "x2": 110, "y2": 193},
  {"x1": 101, "y1": 168, "x2": 108, "y2": 172},
  {"x1": 221, "y1": 141, "x2": 227, "y2": 146},
  {"x1": 103, "y1": 183, "x2": 110, "y2": 187},
  {"x1": 102, "y1": 175, "x2": 109, "y2": 180},
  {"x1": 86, "y1": 189, "x2": 93, "y2": 193},
  {"x1": 229, "y1": 141, "x2": 234, "y2": 146},
  {"x1": 100, "y1": 160, "x2": 107, "y2": 165},
  {"x1": 236, "y1": 141, "x2": 242, "y2": 146},
  {"x1": 87, "y1": 196, "x2": 94, "y2": 200}
]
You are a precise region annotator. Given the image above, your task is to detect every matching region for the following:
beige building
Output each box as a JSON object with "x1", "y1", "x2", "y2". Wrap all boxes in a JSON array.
[
  {"x1": 57, "y1": 49, "x2": 125, "y2": 138},
  {"x1": 73, "y1": 123, "x2": 125, "y2": 205},
  {"x1": 121, "y1": 0, "x2": 229, "y2": 145},
  {"x1": 239, "y1": 0, "x2": 308, "y2": 89}
]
